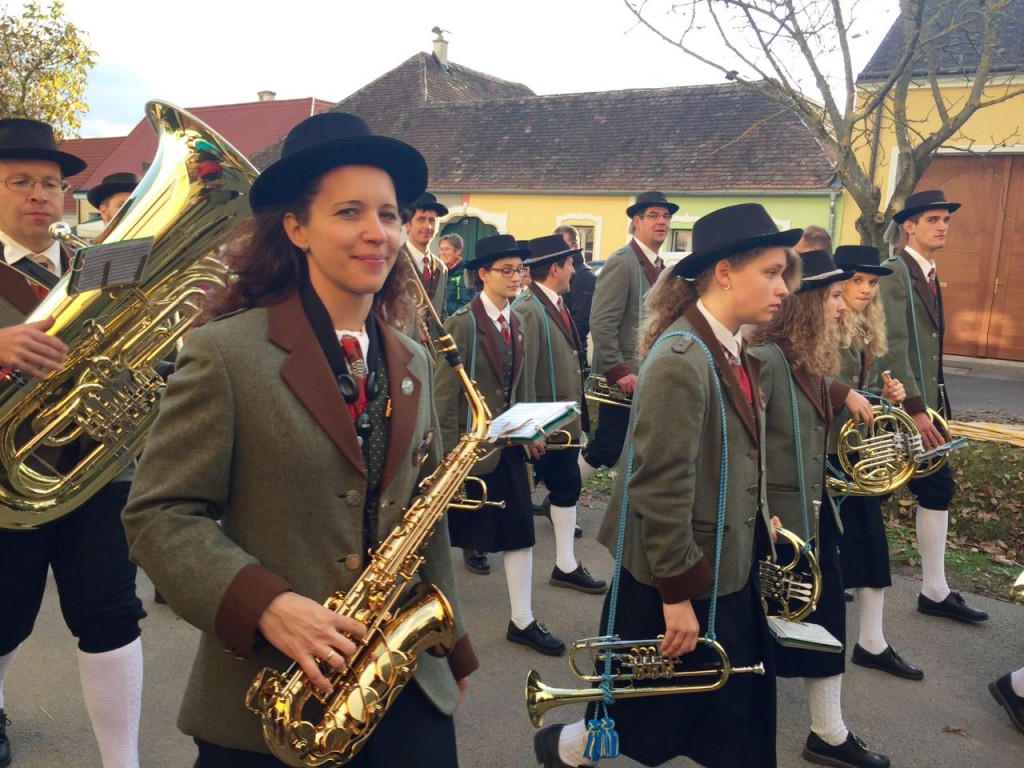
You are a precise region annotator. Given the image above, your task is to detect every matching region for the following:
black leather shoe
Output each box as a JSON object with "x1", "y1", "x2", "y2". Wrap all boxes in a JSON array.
[
  {"x1": 0, "y1": 708, "x2": 12, "y2": 768},
  {"x1": 463, "y1": 549, "x2": 490, "y2": 575},
  {"x1": 989, "y1": 672, "x2": 1024, "y2": 735},
  {"x1": 917, "y1": 591, "x2": 988, "y2": 623},
  {"x1": 534, "y1": 724, "x2": 577, "y2": 767},
  {"x1": 803, "y1": 731, "x2": 890, "y2": 768},
  {"x1": 507, "y1": 620, "x2": 566, "y2": 656},
  {"x1": 851, "y1": 644, "x2": 924, "y2": 681},
  {"x1": 550, "y1": 562, "x2": 607, "y2": 594}
]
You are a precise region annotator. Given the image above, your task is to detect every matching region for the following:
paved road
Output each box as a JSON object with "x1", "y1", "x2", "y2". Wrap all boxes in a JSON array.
[
  {"x1": 945, "y1": 355, "x2": 1024, "y2": 418},
  {"x1": 6, "y1": 493, "x2": 1023, "y2": 768}
]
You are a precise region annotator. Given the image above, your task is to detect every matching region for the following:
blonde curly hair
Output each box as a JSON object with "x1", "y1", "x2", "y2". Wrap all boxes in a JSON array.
[{"x1": 838, "y1": 279, "x2": 889, "y2": 358}]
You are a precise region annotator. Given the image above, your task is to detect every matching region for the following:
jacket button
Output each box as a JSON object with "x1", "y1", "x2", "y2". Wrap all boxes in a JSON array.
[
  {"x1": 344, "y1": 554, "x2": 361, "y2": 570},
  {"x1": 748, "y1": 450, "x2": 759, "y2": 460},
  {"x1": 345, "y1": 490, "x2": 361, "y2": 506},
  {"x1": 747, "y1": 485, "x2": 757, "y2": 496},
  {"x1": 814, "y1": 425, "x2": 824, "y2": 433},
  {"x1": 932, "y1": 332, "x2": 938, "y2": 339}
]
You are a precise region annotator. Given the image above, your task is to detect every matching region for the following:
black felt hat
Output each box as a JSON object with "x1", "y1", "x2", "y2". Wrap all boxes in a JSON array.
[
  {"x1": 522, "y1": 234, "x2": 580, "y2": 267},
  {"x1": 0, "y1": 118, "x2": 86, "y2": 177},
  {"x1": 249, "y1": 112, "x2": 427, "y2": 212},
  {"x1": 464, "y1": 234, "x2": 531, "y2": 272},
  {"x1": 672, "y1": 203, "x2": 803, "y2": 279},
  {"x1": 408, "y1": 191, "x2": 448, "y2": 217},
  {"x1": 797, "y1": 249, "x2": 854, "y2": 292},
  {"x1": 626, "y1": 190, "x2": 680, "y2": 218},
  {"x1": 86, "y1": 172, "x2": 140, "y2": 208},
  {"x1": 891, "y1": 189, "x2": 961, "y2": 224},
  {"x1": 833, "y1": 245, "x2": 892, "y2": 276}
]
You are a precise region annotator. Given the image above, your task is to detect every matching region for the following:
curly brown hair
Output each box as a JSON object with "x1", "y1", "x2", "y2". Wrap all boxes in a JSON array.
[
  {"x1": 749, "y1": 286, "x2": 841, "y2": 376},
  {"x1": 640, "y1": 247, "x2": 801, "y2": 358},
  {"x1": 202, "y1": 179, "x2": 416, "y2": 330}
]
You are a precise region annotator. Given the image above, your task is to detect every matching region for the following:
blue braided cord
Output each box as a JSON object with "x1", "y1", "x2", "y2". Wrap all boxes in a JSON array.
[{"x1": 770, "y1": 344, "x2": 812, "y2": 546}]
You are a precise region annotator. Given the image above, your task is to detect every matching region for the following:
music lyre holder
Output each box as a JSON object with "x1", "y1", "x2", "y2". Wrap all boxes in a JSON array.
[{"x1": 68, "y1": 237, "x2": 154, "y2": 297}]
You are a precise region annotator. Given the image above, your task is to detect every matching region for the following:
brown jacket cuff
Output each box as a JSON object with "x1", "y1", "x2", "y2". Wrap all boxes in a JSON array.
[
  {"x1": 604, "y1": 363, "x2": 632, "y2": 385},
  {"x1": 654, "y1": 557, "x2": 714, "y2": 604},
  {"x1": 446, "y1": 633, "x2": 479, "y2": 680},
  {"x1": 828, "y1": 380, "x2": 851, "y2": 412},
  {"x1": 904, "y1": 395, "x2": 926, "y2": 415},
  {"x1": 214, "y1": 563, "x2": 292, "y2": 657}
]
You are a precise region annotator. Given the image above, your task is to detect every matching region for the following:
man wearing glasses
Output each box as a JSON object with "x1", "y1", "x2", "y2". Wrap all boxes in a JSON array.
[
  {"x1": 580, "y1": 191, "x2": 678, "y2": 482},
  {"x1": 0, "y1": 118, "x2": 144, "y2": 768}
]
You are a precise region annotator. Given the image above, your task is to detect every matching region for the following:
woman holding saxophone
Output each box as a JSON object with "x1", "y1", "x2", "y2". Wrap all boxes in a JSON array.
[
  {"x1": 831, "y1": 245, "x2": 924, "y2": 684},
  {"x1": 122, "y1": 113, "x2": 477, "y2": 767},
  {"x1": 534, "y1": 203, "x2": 799, "y2": 768},
  {"x1": 749, "y1": 249, "x2": 888, "y2": 768}
]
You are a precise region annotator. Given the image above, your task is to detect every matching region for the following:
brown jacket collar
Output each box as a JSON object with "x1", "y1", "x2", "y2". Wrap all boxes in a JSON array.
[
  {"x1": 527, "y1": 281, "x2": 580, "y2": 350},
  {"x1": 267, "y1": 292, "x2": 421, "y2": 490},
  {"x1": 629, "y1": 239, "x2": 663, "y2": 288},
  {"x1": 0, "y1": 241, "x2": 73, "y2": 315},
  {"x1": 895, "y1": 249, "x2": 940, "y2": 329}
]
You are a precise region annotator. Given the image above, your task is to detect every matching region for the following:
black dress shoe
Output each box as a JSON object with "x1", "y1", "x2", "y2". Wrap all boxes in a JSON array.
[
  {"x1": 989, "y1": 672, "x2": 1024, "y2": 735},
  {"x1": 851, "y1": 644, "x2": 924, "y2": 680},
  {"x1": 507, "y1": 620, "x2": 566, "y2": 656},
  {"x1": 803, "y1": 731, "x2": 890, "y2": 768},
  {"x1": 550, "y1": 562, "x2": 607, "y2": 594},
  {"x1": 0, "y1": 708, "x2": 12, "y2": 768},
  {"x1": 463, "y1": 549, "x2": 490, "y2": 575},
  {"x1": 917, "y1": 591, "x2": 988, "y2": 623},
  {"x1": 534, "y1": 724, "x2": 578, "y2": 767}
]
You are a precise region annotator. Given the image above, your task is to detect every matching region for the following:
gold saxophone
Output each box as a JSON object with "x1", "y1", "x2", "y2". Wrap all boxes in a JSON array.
[
  {"x1": 0, "y1": 101, "x2": 256, "y2": 529},
  {"x1": 245, "y1": 276, "x2": 494, "y2": 766}
]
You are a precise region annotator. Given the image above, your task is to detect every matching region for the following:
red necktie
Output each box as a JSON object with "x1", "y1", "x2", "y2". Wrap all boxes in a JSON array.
[
  {"x1": 339, "y1": 335, "x2": 368, "y2": 421},
  {"x1": 927, "y1": 267, "x2": 938, "y2": 297},
  {"x1": 727, "y1": 352, "x2": 752, "y2": 406},
  {"x1": 497, "y1": 314, "x2": 511, "y2": 344},
  {"x1": 422, "y1": 259, "x2": 432, "y2": 283},
  {"x1": 557, "y1": 297, "x2": 572, "y2": 329}
]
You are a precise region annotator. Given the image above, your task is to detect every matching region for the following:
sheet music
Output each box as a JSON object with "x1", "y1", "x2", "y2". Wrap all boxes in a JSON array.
[
  {"x1": 767, "y1": 617, "x2": 843, "y2": 653},
  {"x1": 487, "y1": 401, "x2": 580, "y2": 442}
]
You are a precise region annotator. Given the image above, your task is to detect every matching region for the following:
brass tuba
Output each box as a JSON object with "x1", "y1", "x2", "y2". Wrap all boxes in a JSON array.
[
  {"x1": 0, "y1": 101, "x2": 257, "y2": 529},
  {"x1": 827, "y1": 405, "x2": 921, "y2": 496}
]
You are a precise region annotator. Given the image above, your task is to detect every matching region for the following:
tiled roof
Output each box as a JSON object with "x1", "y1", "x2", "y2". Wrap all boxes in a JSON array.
[
  {"x1": 859, "y1": 0, "x2": 1024, "y2": 82},
  {"x1": 58, "y1": 135, "x2": 125, "y2": 214},
  {"x1": 79, "y1": 97, "x2": 333, "y2": 191}
]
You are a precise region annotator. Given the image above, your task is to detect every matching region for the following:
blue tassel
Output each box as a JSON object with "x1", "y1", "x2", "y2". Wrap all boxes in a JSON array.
[{"x1": 583, "y1": 716, "x2": 619, "y2": 760}]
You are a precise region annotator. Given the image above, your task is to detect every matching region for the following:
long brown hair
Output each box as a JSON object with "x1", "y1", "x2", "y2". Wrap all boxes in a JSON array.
[
  {"x1": 203, "y1": 174, "x2": 415, "y2": 329},
  {"x1": 749, "y1": 285, "x2": 841, "y2": 376}
]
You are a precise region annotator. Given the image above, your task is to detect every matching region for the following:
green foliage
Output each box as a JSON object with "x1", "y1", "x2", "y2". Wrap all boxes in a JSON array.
[{"x1": 0, "y1": 1, "x2": 96, "y2": 137}]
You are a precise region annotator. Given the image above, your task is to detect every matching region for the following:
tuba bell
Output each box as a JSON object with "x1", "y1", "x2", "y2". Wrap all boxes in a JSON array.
[{"x1": 0, "y1": 101, "x2": 257, "y2": 529}]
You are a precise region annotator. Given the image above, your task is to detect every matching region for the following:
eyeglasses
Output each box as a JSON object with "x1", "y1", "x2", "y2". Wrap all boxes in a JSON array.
[
  {"x1": 640, "y1": 212, "x2": 673, "y2": 222},
  {"x1": 487, "y1": 265, "x2": 528, "y2": 278},
  {"x1": 2, "y1": 176, "x2": 70, "y2": 196}
]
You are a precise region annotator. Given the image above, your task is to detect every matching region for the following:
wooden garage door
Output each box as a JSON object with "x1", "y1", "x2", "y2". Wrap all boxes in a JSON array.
[{"x1": 916, "y1": 154, "x2": 1024, "y2": 360}]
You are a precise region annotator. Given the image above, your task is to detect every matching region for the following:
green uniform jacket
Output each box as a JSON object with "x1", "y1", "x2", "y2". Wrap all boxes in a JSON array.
[
  {"x1": 599, "y1": 306, "x2": 771, "y2": 603},
  {"x1": 876, "y1": 249, "x2": 947, "y2": 416},
  {"x1": 828, "y1": 340, "x2": 876, "y2": 454},
  {"x1": 435, "y1": 295, "x2": 531, "y2": 477},
  {"x1": 122, "y1": 292, "x2": 478, "y2": 753},
  {"x1": 752, "y1": 342, "x2": 850, "y2": 536},
  {"x1": 400, "y1": 243, "x2": 448, "y2": 320},
  {"x1": 514, "y1": 283, "x2": 585, "y2": 441},
  {"x1": 590, "y1": 240, "x2": 660, "y2": 384}
]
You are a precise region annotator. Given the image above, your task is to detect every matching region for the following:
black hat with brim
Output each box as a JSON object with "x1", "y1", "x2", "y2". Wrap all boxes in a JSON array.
[
  {"x1": 833, "y1": 245, "x2": 892, "y2": 276},
  {"x1": 626, "y1": 190, "x2": 680, "y2": 218},
  {"x1": 797, "y1": 249, "x2": 854, "y2": 292},
  {"x1": 86, "y1": 172, "x2": 140, "y2": 208},
  {"x1": 522, "y1": 234, "x2": 580, "y2": 267},
  {"x1": 408, "y1": 191, "x2": 449, "y2": 217},
  {"x1": 672, "y1": 203, "x2": 802, "y2": 279},
  {"x1": 0, "y1": 118, "x2": 87, "y2": 177},
  {"x1": 464, "y1": 234, "x2": 531, "y2": 272},
  {"x1": 250, "y1": 112, "x2": 427, "y2": 213},
  {"x1": 892, "y1": 189, "x2": 961, "y2": 224}
]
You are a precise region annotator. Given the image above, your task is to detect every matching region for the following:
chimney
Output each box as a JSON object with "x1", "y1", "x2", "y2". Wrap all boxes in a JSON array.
[
  {"x1": 257, "y1": 90, "x2": 276, "y2": 102},
  {"x1": 431, "y1": 27, "x2": 449, "y2": 69}
]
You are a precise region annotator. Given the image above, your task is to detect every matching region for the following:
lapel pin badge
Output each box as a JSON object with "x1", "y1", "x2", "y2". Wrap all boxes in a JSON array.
[{"x1": 401, "y1": 377, "x2": 414, "y2": 395}]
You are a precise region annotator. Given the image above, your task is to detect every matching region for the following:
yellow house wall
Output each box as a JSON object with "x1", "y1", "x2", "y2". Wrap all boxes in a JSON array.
[{"x1": 840, "y1": 80, "x2": 1024, "y2": 244}]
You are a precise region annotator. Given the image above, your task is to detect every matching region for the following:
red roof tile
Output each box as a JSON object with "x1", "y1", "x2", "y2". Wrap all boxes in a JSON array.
[{"x1": 58, "y1": 135, "x2": 125, "y2": 214}]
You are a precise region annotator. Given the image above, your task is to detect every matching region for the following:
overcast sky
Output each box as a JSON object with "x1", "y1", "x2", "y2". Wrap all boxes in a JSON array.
[{"x1": 17, "y1": 0, "x2": 898, "y2": 138}]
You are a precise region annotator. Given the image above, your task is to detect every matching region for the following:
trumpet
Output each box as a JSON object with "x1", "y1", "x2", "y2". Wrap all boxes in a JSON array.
[
  {"x1": 448, "y1": 476, "x2": 506, "y2": 511},
  {"x1": 759, "y1": 525, "x2": 821, "y2": 623},
  {"x1": 584, "y1": 375, "x2": 632, "y2": 409},
  {"x1": 526, "y1": 635, "x2": 764, "y2": 727},
  {"x1": 544, "y1": 428, "x2": 585, "y2": 450}
]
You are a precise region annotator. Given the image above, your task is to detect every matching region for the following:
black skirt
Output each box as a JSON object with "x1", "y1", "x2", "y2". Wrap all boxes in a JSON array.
[
  {"x1": 774, "y1": 505, "x2": 846, "y2": 678},
  {"x1": 584, "y1": 569, "x2": 776, "y2": 768},
  {"x1": 837, "y1": 493, "x2": 892, "y2": 588},
  {"x1": 447, "y1": 446, "x2": 535, "y2": 552}
]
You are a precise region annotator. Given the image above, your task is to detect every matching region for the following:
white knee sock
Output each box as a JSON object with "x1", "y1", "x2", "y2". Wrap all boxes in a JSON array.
[
  {"x1": 916, "y1": 505, "x2": 950, "y2": 601},
  {"x1": 1011, "y1": 666, "x2": 1024, "y2": 697},
  {"x1": 0, "y1": 645, "x2": 20, "y2": 709},
  {"x1": 78, "y1": 637, "x2": 143, "y2": 768},
  {"x1": 559, "y1": 719, "x2": 598, "y2": 766},
  {"x1": 578, "y1": 452, "x2": 598, "y2": 484},
  {"x1": 504, "y1": 548, "x2": 535, "y2": 630},
  {"x1": 856, "y1": 588, "x2": 888, "y2": 655},
  {"x1": 806, "y1": 675, "x2": 848, "y2": 746},
  {"x1": 550, "y1": 504, "x2": 579, "y2": 573}
]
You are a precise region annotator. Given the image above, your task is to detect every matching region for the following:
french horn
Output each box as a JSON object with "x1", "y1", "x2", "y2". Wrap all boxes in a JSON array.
[
  {"x1": 827, "y1": 404, "x2": 921, "y2": 496},
  {"x1": 759, "y1": 525, "x2": 821, "y2": 623}
]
